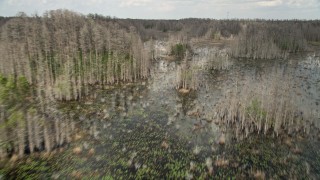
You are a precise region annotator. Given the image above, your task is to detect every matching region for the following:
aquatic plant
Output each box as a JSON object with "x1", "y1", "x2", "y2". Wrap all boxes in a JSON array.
[
  {"x1": 198, "y1": 48, "x2": 232, "y2": 70},
  {"x1": 252, "y1": 170, "x2": 266, "y2": 180},
  {"x1": 205, "y1": 157, "x2": 213, "y2": 175},
  {"x1": 192, "y1": 145, "x2": 201, "y2": 155}
]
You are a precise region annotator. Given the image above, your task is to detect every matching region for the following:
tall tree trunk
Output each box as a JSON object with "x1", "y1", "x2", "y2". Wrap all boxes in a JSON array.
[
  {"x1": 43, "y1": 118, "x2": 51, "y2": 152},
  {"x1": 17, "y1": 118, "x2": 26, "y2": 158},
  {"x1": 27, "y1": 111, "x2": 35, "y2": 153}
]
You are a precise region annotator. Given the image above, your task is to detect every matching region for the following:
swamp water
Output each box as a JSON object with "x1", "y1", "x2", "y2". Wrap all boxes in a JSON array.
[{"x1": 1, "y1": 47, "x2": 320, "y2": 179}]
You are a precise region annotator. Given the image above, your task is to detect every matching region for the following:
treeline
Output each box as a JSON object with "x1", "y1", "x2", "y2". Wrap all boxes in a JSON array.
[
  {"x1": 97, "y1": 18, "x2": 241, "y2": 42},
  {"x1": 89, "y1": 15, "x2": 320, "y2": 46},
  {"x1": 112, "y1": 17, "x2": 320, "y2": 60},
  {"x1": 229, "y1": 21, "x2": 320, "y2": 59},
  {"x1": 0, "y1": 10, "x2": 150, "y2": 102},
  {"x1": 113, "y1": 18, "x2": 319, "y2": 60},
  {"x1": 0, "y1": 17, "x2": 11, "y2": 28},
  {"x1": 116, "y1": 18, "x2": 242, "y2": 41}
]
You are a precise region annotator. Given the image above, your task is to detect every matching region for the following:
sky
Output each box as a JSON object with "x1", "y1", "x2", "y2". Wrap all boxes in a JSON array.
[{"x1": 0, "y1": 0, "x2": 319, "y2": 19}]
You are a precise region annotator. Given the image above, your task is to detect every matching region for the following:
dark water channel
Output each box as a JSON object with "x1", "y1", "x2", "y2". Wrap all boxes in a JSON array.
[{"x1": 2, "y1": 47, "x2": 320, "y2": 179}]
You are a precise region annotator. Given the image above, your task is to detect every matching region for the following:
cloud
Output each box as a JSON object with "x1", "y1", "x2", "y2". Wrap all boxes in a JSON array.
[
  {"x1": 256, "y1": 0, "x2": 283, "y2": 7},
  {"x1": 119, "y1": 0, "x2": 176, "y2": 12},
  {"x1": 253, "y1": 0, "x2": 320, "y2": 8},
  {"x1": 0, "y1": 0, "x2": 319, "y2": 19},
  {"x1": 286, "y1": 0, "x2": 320, "y2": 7},
  {"x1": 155, "y1": 1, "x2": 176, "y2": 12},
  {"x1": 120, "y1": 0, "x2": 151, "y2": 7},
  {"x1": 81, "y1": 0, "x2": 104, "y2": 6}
]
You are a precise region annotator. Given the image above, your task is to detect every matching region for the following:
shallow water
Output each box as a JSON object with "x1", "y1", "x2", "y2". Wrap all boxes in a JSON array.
[{"x1": 1, "y1": 48, "x2": 320, "y2": 179}]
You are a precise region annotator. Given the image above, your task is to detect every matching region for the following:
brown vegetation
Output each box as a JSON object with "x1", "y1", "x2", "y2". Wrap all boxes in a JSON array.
[
  {"x1": 215, "y1": 66, "x2": 316, "y2": 138},
  {"x1": 215, "y1": 158, "x2": 229, "y2": 167},
  {"x1": 253, "y1": 170, "x2": 266, "y2": 180},
  {"x1": 73, "y1": 147, "x2": 82, "y2": 155}
]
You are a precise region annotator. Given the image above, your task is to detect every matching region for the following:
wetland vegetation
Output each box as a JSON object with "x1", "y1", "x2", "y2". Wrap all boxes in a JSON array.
[{"x1": 0, "y1": 10, "x2": 320, "y2": 179}]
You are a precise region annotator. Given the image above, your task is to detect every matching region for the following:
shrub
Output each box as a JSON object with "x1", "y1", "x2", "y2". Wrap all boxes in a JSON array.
[{"x1": 171, "y1": 43, "x2": 186, "y2": 59}]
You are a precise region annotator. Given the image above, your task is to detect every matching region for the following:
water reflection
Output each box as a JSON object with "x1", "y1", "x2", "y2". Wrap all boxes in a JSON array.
[{"x1": 78, "y1": 50, "x2": 320, "y2": 176}]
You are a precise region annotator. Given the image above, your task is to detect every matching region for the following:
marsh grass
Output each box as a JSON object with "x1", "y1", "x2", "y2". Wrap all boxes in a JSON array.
[
  {"x1": 175, "y1": 52, "x2": 200, "y2": 91},
  {"x1": 175, "y1": 47, "x2": 231, "y2": 92},
  {"x1": 215, "y1": 66, "x2": 316, "y2": 138},
  {"x1": 175, "y1": 65, "x2": 199, "y2": 91},
  {"x1": 206, "y1": 49, "x2": 232, "y2": 71}
]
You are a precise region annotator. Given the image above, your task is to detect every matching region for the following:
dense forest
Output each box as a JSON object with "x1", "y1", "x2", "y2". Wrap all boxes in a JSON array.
[
  {"x1": 0, "y1": 10, "x2": 151, "y2": 159},
  {"x1": 0, "y1": 9, "x2": 320, "y2": 160},
  {"x1": 0, "y1": 10, "x2": 150, "y2": 102}
]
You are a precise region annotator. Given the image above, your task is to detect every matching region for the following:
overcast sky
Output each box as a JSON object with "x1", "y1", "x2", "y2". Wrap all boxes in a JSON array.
[{"x1": 0, "y1": 0, "x2": 319, "y2": 19}]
